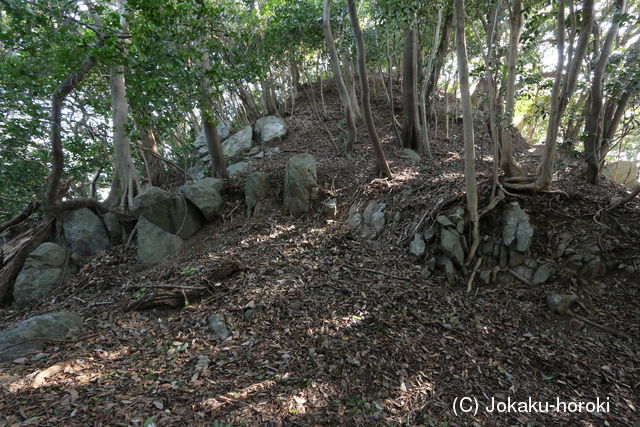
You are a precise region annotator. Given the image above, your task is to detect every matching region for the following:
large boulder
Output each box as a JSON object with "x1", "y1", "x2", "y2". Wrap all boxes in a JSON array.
[
  {"x1": 245, "y1": 172, "x2": 274, "y2": 217},
  {"x1": 180, "y1": 178, "x2": 224, "y2": 222},
  {"x1": 0, "y1": 311, "x2": 83, "y2": 362},
  {"x1": 102, "y1": 212, "x2": 123, "y2": 244},
  {"x1": 132, "y1": 187, "x2": 203, "y2": 239},
  {"x1": 223, "y1": 126, "x2": 253, "y2": 161},
  {"x1": 12, "y1": 243, "x2": 67, "y2": 308},
  {"x1": 137, "y1": 216, "x2": 184, "y2": 265},
  {"x1": 63, "y1": 208, "x2": 109, "y2": 256},
  {"x1": 255, "y1": 116, "x2": 287, "y2": 145},
  {"x1": 227, "y1": 161, "x2": 250, "y2": 176},
  {"x1": 284, "y1": 153, "x2": 317, "y2": 216}
]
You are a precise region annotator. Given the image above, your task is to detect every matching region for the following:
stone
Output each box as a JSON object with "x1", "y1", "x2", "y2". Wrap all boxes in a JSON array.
[
  {"x1": 347, "y1": 208, "x2": 362, "y2": 228},
  {"x1": 255, "y1": 116, "x2": 287, "y2": 145},
  {"x1": 580, "y1": 258, "x2": 606, "y2": 278},
  {"x1": 450, "y1": 207, "x2": 465, "y2": 223},
  {"x1": 409, "y1": 234, "x2": 426, "y2": 263},
  {"x1": 423, "y1": 226, "x2": 436, "y2": 241},
  {"x1": 436, "y1": 215, "x2": 455, "y2": 228},
  {"x1": 533, "y1": 265, "x2": 552, "y2": 284},
  {"x1": 441, "y1": 228, "x2": 464, "y2": 267},
  {"x1": 502, "y1": 202, "x2": 534, "y2": 252},
  {"x1": 63, "y1": 208, "x2": 109, "y2": 256},
  {"x1": 133, "y1": 187, "x2": 203, "y2": 239},
  {"x1": 12, "y1": 243, "x2": 67, "y2": 308},
  {"x1": 284, "y1": 153, "x2": 317, "y2": 216},
  {"x1": 222, "y1": 126, "x2": 253, "y2": 161},
  {"x1": 193, "y1": 121, "x2": 231, "y2": 149},
  {"x1": 137, "y1": 216, "x2": 183, "y2": 265},
  {"x1": 245, "y1": 172, "x2": 274, "y2": 217},
  {"x1": 102, "y1": 212, "x2": 123, "y2": 244},
  {"x1": 508, "y1": 248, "x2": 525, "y2": 267},
  {"x1": 437, "y1": 256, "x2": 457, "y2": 284},
  {"x1": 479, "y1": 270, "x2": 492, "y2": 285},
  {"x1": 323, "y1": 198, "x2": 338, "y2": 219},
  {"x1": 265, "y1": 146, "x2": 281, "y2": 156},
  {"x1": 208, "y1": 313, "x2": 230, "y2": 341},
  {"x1": 227, "y1": 161, "x2": 250, "y2": 176},
  {"x1": 546, "y1": 294, "x2": 576, "y2": 315},
  {"x1": 398, "y1": 148, "x2": 421, "y2": 163},
  {"x1": 0, "y1": 312, "x2": 83, "y2": 362},
  {"x1": 180, "y1": 178, "x2": 224, "y2": 221},
  {"x1": 370, "y1": 208, "x2": 386, "y2": 236}
]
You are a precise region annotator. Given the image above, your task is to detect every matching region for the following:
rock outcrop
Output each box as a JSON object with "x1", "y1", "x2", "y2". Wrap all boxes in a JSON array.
[
  {"x1": 136, "y1": 216, "x2": 184, "y2": 265},
  {"x1": 180, "y1": 178, "x2": 224, "y2": 221}
]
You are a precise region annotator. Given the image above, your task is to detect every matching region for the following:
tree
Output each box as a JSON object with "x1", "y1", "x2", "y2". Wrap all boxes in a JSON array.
[
  {"x1": 454, "y1": 0, "x2": 479, "y2": 260},
  {"x1": 323, "y1": 0, "x2": 357, "y2": 159},
  {"x1": 401, "y1": 25, "x2": 421, "y2": 151},
  {"x1": 346, "y1": 0, "x2": 392, "y2": 178}
]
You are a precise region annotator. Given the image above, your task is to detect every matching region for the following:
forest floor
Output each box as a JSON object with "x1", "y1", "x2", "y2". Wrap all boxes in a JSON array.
[{"x1": 1, "y1": 80, "x2": 639, "y2": 426}]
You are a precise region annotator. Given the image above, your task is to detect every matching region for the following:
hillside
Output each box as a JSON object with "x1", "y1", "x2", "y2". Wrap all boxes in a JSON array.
[{"x1": 1, "y1": 80, "x2": 639, "y2": 425}]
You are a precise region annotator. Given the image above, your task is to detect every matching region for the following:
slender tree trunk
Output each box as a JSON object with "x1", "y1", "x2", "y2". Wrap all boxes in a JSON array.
[
  {"x1": 237, "y1": 83, "x2": 260, "y2": 122},
  {"x1": 421, "y1": 7, "x2": 443, "y2": 157},
  {"x1": 323, "y1": 0, "x2": 357, "y2": 159},
  {"x1": 500, "y1": 0, "x2": 525, "y2": 177},
  {"x1": 135, "y1": 111, "x2": 164, "y2": 186},
  {"x1": 528, "y1": 0, "x2": 593, "y2": 190},
  {"x1": 583, "y1": 0, "x2": 626, "y2": 184},
  {"x1": 201, "y1": 53, "x2": 228, "y2": 179},
  {"x1": 401, "y1": 27, "x2": 421, "y2": 150},
  {"x1": 346, "y1": 0, "x2": 392, "y2": 178},
  {"x1": 455, "y1": 0, "x2": 479, "y2": 263},
  {"x1": 262, "y1": 78, "x2": 279, "y2": 116},
  {"x1": 342, "y1": 55, "x2": 361, "y2": 118},
  {"x1": 425, "y1": 12, "x2": 453, "y2": 119}
]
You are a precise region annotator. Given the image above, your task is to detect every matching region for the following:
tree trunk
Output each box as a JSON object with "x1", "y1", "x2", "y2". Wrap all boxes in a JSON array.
[
  {"x1": 342, "y1": 55, "x2": 361, "y2": 118},
  {"x1": 455, "y1": 0, "x2": 479, "y2": 262},
  {"x1": 401, "y1": 27, "x2": 421, "y2": 150},
  {"x1": 323, "y1": 0, "x2": 357, "y2": 159},
  {"x1": 500, "y1": 0, "x2": 525, "y2": 177},
  {"x1": 105, "y1": 4, "x2": 139, "y2": 209},
  {"x1": 262, "y1": 79, "x2": 279, "y2": 116},
  {"x1": 425, "y1": 12, "x2": 453, "y2": 119},
  {"x1": 135, "y1": 112, "x2": 164, "y2": 187},
  {"x1": 346, "y1": 0, "x2": 392, "y2": 178},
  {"x1": 421, "y1": 7, "x2": 443, "y2": 157},
  {"x1": 201, "y1": 54, "x2": 229, "y2": 179},
  {"x1": 583, "y1": 0, "x2": 626, "y2": 184},
  {"x1": 237, "y1": 83, "x2": 260, "y2": 122}
]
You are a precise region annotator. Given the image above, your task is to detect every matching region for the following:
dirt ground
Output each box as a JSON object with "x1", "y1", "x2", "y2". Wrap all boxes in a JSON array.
[{"x1": 1, "y1": 80, "x2": 639, "y2": 426}]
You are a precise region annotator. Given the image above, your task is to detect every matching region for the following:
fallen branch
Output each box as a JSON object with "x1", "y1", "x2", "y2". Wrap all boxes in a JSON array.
[
  {"x1": 130, "y1": 284, "x2": 207, "y2": 291},
  {"x1": 345, "y1": 265, "x2": 412, "y2": 282},
  {"x1": 508, "y1": 268, "x2": 534, "y2": 286},
  {"x1": 0, "y1": 200, "x2": 39, "y2": 233}
]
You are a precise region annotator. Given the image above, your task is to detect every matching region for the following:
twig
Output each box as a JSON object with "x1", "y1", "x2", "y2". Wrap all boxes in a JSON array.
[{"x1": 571, "y1": 313, "x2": 625, "y2": 338}]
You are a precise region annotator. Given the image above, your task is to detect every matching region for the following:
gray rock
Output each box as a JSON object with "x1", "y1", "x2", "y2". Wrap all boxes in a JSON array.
[
  {"x1": 255, "y1": 116, "x2": 287, "y2": 145},
  {"x1": 133, "y1": 187, "x2": 203, "y2": 239},
  {"x1": 265, "y1": 146, "x2": 281, "y2": 156},
  {"x1": 193, "y1": 121, "x2": 231, "y2": 150},
  {"x1": 323, "y1": 198, "x2": 338, "y2": 219},
  {"x1": 508, "y1": 248, "x2": 525, "y2": 267},
  {"x1": 436, "y1": 215, "x2": 455, "y2": 228},
  {"x1": 137, "y1": 216, "x2": 183, "y2": 265},
  {"x1": 245, "y1": 172, "x2": 274, "y2": 217},
  {"x1": 580, "y1": 258, "x2": 606, "y2": 278},
  {"x1": 533, "y1": 265, "x2": 552, "y2": 284},
  {"x1": 347, "y1": 210, "x2": 362, "y2": 228},
  {"x1": 437, "y1": 256, "x2": 457, "y2": 284},
  {"x1": 546, "y1": 294, "x2": 576, "y2": 315},
  {"x1": 502, "y1": 202, "x2": 534, "y2": 252},
  {"x1": 180, "y1": 178, "x2": 224, "y2": 221},
  {"x1": 450, "y1": 207, "x2": 465, "y2": 223},
  {"x1": 227, "y1": 161, "x2": 250, "y2": 176},
  {"x1": 208, "y1": 313, "x2": 230, "y2": 341},
  {"x1": 102, "y1": 212, "x2": 123, "y2": 244},
  {"x1": 284, "y1": 153, "x2": 317, "y2": 216},
  {"x1": 12, "y1": 243, "x2": 67, "y2": 308},
  {"x1": 222, "y1": 126, "x2": 253, "y2": 161},
  {"x1": 409, "y1": 234, "x2": 426, "y2": 263},
  {"x1": 398, "y1": 148, "x2": 421, "y2": 163},
  {"x1": 63, "y1": 208, "x2": 109, "y2": 256},
  {"x1": 0, "y1": 311, "x2": 83, "y2": 362},
  {"x1": 370, "y1": 208, "x2": 386, "y2": 237},
  {"x1": 441, "y1": 228, "x2": 464, "y2": 267},
  {"x1": 479, "y1": 270, "x2": 492, "y2": 284}
]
